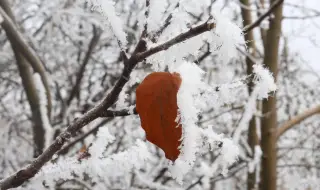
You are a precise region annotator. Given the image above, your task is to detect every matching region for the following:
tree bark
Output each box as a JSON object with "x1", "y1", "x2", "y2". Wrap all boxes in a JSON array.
[
  {"x1": 14, "y1": 53, "x2": 46, "y2": 157},
  {"x1": 257, "y1": 0, "x2": 268, "y2": 48},
  {"x1": 0, "y1": 0, "x2": 52, "y2": 117},
  {"x1": 259, "y1": 1, "x2": 283, "y2": 190},
  {"x1": 277, "y1": 105, "x2": 320, "y2": 139},
  {"x1": 239, "y1": 1, "x2": 260, "y2": 189},
  {"x1": 0, "y1": 1, "x2": 48, "y2": 156}
]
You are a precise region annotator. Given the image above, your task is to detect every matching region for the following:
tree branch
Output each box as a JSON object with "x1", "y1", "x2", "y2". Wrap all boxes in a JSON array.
[
  {"x1": 57, "y1": 108, "x2": 137, "y2": 155},
  {"x1": 66, "y1": 25, "x2": 102, "y2": 106},
  {"x1": 243, "y1": 0, "x2": 284, "y2": 33},
  {"x1": 57, "y1": 118, "x2": 111, "y2": 155},
  {"x1": 151, "y1": 2, "x2": 180, "y2": 42},
  {"x1": 0, "y1": 1, "x2": 50, "y2": 156},
  {"x1": 0, "y1": 5, "x2": 52, "y2": 117},
  {"x1": 99, "y1": 108, "x2": 137, "y2": 117},
  {"x1": 0, "y1": 21, "x2": 217, "y2": 190},
  {"x1": 136, "y1": 21, "x2": 216, "y2": 60},
  {"x1": 276, "y1": 105, "x2": 320, "y2": 139}
]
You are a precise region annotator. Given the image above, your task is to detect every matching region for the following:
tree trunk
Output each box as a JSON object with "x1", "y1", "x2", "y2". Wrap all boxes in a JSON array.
[
  {"x1": 239, "y1": 0, "x2": 260, "y2": 189},
  {"x1": 0, "y1": 0, "x2": 46, "y2": 157},
  {"x1": 260, "y1": 1, "x2": 283, "y2": 190},
  {"x1": 15, "y1": 53, "x2": 45, "y2": 157}
]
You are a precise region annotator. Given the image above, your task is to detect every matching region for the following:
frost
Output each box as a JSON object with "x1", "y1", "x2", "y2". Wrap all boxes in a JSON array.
[
  {"x1": 87, "y1": 0, "x2": 127, "y2": 48},
  {"x1": 157, "y1": 7, "x2": 189, "y2": 41},
  {"x1": 253, "y1": 64, "x2": 277, "y2": 99},
  {"x1": 34, "y1": 73, "x2": 53, "y2": 149},
  {"x1": 146, "y1": 0, "x2": 167, "y2": 33},
  {"x1": 208, "y1": 10, "x2": 245, "y2": 64},
  {"x1": 219, "y1": 138, "x2": 240, "y2": 176},
  {"x1": 233, "y1": 63, "x2": 276, "y2": 144},
  {"x1": 248, "y1": 145, "x2": 262, "y2": 184},
  {"x1": 168, "y1": 62, "x2": 205, "y2": 183},
  {"x1": 136, "y1": 172, "x2": 184, "y2": 190},
  {"x1": 168, "y1": 62, "x2": 240, "y2": 183},
  {"x1": 232, "y1": 87, "x2": 258, "y2": 143},
  {"x1": 116, "y1": 84, "x2": 129, "y2": 109},
  {"x1": 148, "y1": 35, "x2": 203, "y2": 72},
  {"x1": 165, "y1": 63, "x2": 274, "y2": 184},
  {"x1": 147, "y1": 6, "x2": 203, "y2": 72},
  {"x1": 89, "y1": 127, "x2": 115, "y2": 157},
  {"x1": 2, "y1": 1, "x2": 285, "y2": 188},
  {"x1": 202, "y1": 127, "x2": 240, "y2": 176},
  {"x1": 128, "y1": 105, "x2": 135, "y2": 114},
  {"x1": 29, "y1": 127, "x2": 150, "y2": 188}
]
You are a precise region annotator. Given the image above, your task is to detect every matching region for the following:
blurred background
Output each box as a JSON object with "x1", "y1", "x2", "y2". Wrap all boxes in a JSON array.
[{"x1": 0, "y1": 0, "x2": 319, "y2": 190}]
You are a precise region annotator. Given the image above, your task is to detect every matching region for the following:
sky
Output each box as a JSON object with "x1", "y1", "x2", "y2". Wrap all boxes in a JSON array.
[
  {"x1": 282, "y1": 0, "x2": 320, "y2": 76},
  {"x1": 222, "y1": 0, "x2": 320, "y2": 81}
]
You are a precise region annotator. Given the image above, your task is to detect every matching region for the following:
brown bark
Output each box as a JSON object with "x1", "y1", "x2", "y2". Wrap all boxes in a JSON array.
[
  {"x1": 239, "y1": 1, "x2": 260, "y2": 189},
  {"x1": 0, "y1": 2, "x2": 48, "y2": 156},
  {"x1": 257, "y1": 0, "x2": 268, "y2": 48},
  {"x1": 259, "y1": 1, "x2": 283, "y2": 190},
  {"x1": 276, "y1": 105, "x2": 320, "y2": 139},
  {"x1": 243, "y1": 0, "x2": 284, "y2": 33},
  {"x1": 14, "y1": 52, "x2": 46, "y2": 157},
  {"x1": 0, "y1": 1, "x2": 52, "y2": 117}
]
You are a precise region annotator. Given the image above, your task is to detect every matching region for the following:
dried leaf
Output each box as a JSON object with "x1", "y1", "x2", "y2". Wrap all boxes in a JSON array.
[{"x1": 136, "y1": 72, "x2": 182, "y2": 161}]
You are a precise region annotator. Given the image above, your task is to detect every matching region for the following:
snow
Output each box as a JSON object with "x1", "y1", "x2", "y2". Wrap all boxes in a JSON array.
[
  {"x1": 143, "y1": 5, "x2": 271, "y2": 183},
  {"x1": 87, "y1": 0, "x2": 127, "y2": 48},
  {"x1": 209, "y1": 10, "x2": 245, "y2": 64},
  {"x1": 233, "y1": 64, "x2": 277, "y2": 144},
  {"x1": 33, "y1": 73, "x2": 53, "y2": 149},
  {"x1": 168, "y1": 60, "x2": 243, "y2": 183},
  {"x1": 168, "y1": 62, "x2": 205, "y2": 184},
  {"x1": 146, "y1": 0, "x2": 167, "y2": 33},
  {"x1": 115, "y1": 84, "x2": 129, "y2": 109},
  {"x1": 89, "y1": 127, "x2": 115, "y2": 157},
  {"x1": 201, "y1": 127, "x2": 240, "y2": 176},
  {"x1": 233, "y1": 87, "x2": 258, "y2": 143},
  {"x1": 252, "y1": 64, "x2": 277, "y2": 99},
  {"x1": 28, "y1": 127, "x2": 150, "y2": 189},
  {"x1": 1, "y1": 0, "x2": 288, "y2": 189}
]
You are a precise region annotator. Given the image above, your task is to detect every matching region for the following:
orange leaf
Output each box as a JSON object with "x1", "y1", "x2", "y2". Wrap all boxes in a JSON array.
[{"x1": 136, "y1": 72, "x2": 182, "y2": 161}]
